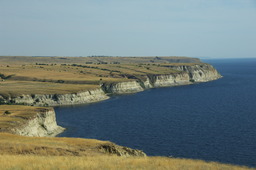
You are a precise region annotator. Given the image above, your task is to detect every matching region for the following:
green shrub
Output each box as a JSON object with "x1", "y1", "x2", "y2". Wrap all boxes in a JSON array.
[{"x1": 4, "y1": 110, "x2": 11, "y2": 115}]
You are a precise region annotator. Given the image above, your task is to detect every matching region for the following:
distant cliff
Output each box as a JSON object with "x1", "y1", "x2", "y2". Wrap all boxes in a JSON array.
[
  {"x1": 102, "y1": 63, "x2": 221, "y2": 94},
  {"x1": 1, "y1": 89, "x2": 109, "y2": 107},
  {"x1": 0, "y1": 63, "x2": 221, "y2": 106}
]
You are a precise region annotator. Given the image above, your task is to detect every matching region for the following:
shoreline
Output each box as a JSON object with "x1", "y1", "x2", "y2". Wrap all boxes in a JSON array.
[
  {"x1": 0, "y1": 74, "x2": 222, "y2": 138},
  {"x1": 0, "y1": 63, "x2": 222, "y2": 107},
  {"x1": 0, "y1": 62, "x2": 222, "y2": 137}
]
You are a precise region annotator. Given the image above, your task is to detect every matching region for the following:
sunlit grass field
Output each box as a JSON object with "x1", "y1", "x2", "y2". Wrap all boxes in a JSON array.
[
  {"x1": 0, "y1": 133, "x2": 252, "y2": 170},
  {"x1": 0, "y1": 155, "x2": 252, "y2": 170},
  {"x1": 0, "y1": 81, "x2": 99, "y2": 97},
  {"x1": 0, "y1": 133, "x2": 111, "y2": 156}
]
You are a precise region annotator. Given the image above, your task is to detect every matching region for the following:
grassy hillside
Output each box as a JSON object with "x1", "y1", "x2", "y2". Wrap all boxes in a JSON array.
[
  {"x1": 0, "y1": 56, "x2": 198, "y2": 98},
  {"x1": 0, "y1": 133, "x2": 252, "y2": 170},
  {"x1": 0, "y1": 155, "x2": 252, "y2": 170}
]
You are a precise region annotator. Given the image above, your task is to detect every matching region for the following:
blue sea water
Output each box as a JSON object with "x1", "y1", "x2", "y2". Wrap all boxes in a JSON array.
[{"x1": 55, "y1": 58, "x2": 256, "y2": 167}]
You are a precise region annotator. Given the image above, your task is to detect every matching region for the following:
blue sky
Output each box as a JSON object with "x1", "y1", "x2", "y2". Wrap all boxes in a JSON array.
[{"x1": 1, "y1": 0, "x2": 256, "y2": 58}]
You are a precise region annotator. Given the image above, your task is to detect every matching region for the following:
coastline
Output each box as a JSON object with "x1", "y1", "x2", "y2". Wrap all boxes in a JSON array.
[
  {"x1": 0, "y1": 63, "x2": 222, "y2": 107},
  {"x1": 0, "y1": 62, "x2": 222, "y2": 137},
  {"x1": 1, "y1": 61, "x2": 253, "y2": 169}
]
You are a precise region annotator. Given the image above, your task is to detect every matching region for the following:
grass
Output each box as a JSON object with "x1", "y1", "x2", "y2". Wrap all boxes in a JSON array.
[
  {"x1": 0, "y1": 81, "x2": 99, "y2": 98},
  {"x1": 0, "y1": 154, "x2": 252, "y2": 170},
  {"x1": 0, "y1": 133, "x2": 111, "y2": 156},
  {"x1": 0, "y1": 133, "x2": 252, "y2": 170},
  {"x1": 0, "y1": 56, "x2": 200, "y2": 97}
]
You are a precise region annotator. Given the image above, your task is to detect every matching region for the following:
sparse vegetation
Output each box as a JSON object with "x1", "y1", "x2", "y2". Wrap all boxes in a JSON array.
[
  {"x1": 0, "y1": 155, "x2": 252, "y2": 170},
  {"x1": 0, "y1": 81, "x2": 98, "y2": 98}
]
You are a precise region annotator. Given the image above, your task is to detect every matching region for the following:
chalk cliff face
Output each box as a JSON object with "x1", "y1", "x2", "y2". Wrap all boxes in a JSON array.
[
  {"x1": 150, "y1": 73, "x2": 191, "y2": 88},
  {"x1": 10, "y1": 108, "x2": 64, "y2": 137},
  {"x1": 4, "y1": 89, "x2": 109, "y2": 107},
  {"x1": 102, "y1": 81, "x2": 144, "y2": 94},
  {"x1": 168, "y1": 64, "x2": 221, "y2": 82},
  {"x1": 0, "y1": 63, "x2": 221, "y2": 106},
  {"x1": 101, "y1": 64, "x2": 221, "y2": 93},
  {"x1": 145, "y1": 64, "x2": 221, "y2": 88}
]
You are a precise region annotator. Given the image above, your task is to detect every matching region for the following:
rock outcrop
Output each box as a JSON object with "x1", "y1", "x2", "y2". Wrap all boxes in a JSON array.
[
  {"x1": 0, "y1": 63, "x2": 222, "y2": 106},
  {"x1": 150, "y1": 72, "x2": 191, "y2": 88},
  {"x1": 9, "y1": 108, "x2": 64, "y2": 137},
  {"x1": 1, "y1": 89, "x2": 109, "y2": 107},
  {"x1": 101, "y1": 63, "x2": 221, "y2": 92},
  {"x1": 102, "y1": 81, "x2": 144, "y2": 94},
  {"x1": 167, "y1": 64, "x2": 221, "y2": 82},
  {"x1": 98, "y1": 143, "x2": 146, "y2": 157}
]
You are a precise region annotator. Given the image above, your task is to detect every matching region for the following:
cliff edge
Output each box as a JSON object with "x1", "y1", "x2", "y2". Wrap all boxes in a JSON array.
[
  {"x1": 0, "y1": 105, "x2": 64, "y2": 137},
  {"x1": 0, "y1": 63, "x2": 222, "y2": 106}
]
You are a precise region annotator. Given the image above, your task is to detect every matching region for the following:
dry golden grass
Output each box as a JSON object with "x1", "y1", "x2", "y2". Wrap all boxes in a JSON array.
[
  {"x1": 0, "y1": 63, "x2": 186, "y2": 82},
  {"x1": 0, "y1": 80, "x2": 99, "y2": 97},
  {"x1": 0, "y1": 133, "x2": 111, "y2": 156},
  {"x1": 0, "y1": 155, "x2": 252, "y2": 170},
  {"x1": 0, "y1": 64, "x2": 127, "y2": 82},
  {"x1": 0, "y1": 132, "x2": 252, "y2": 170},
  {"x1": 0, "y1": 58, "x2": 195, "y2": 97},
  {"x1": 93, "y1": 64, "x2": 181, "y2": 75}
]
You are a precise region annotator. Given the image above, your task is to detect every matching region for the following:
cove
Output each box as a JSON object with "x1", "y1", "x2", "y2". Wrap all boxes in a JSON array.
[{"x1": 55, "y1": 58, "x2": 256, "y2": 167}]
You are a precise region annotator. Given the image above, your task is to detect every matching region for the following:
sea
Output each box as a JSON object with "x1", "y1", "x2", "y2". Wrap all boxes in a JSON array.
[{"x1": 55, "y1": 58, "x2": 256, "y2": 167}]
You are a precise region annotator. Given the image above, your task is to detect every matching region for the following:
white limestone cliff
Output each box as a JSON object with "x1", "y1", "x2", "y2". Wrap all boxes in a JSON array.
[
  {"x1": 10, "y1": 108, "x2": 64, "y2": 137},
  {"x1": 102, "y1": 81, "x2": 144, "y2": 94},
  {"x1": 0, "y1": 63, "x2": 222, "y2": 106},
  {"x1": 6, "y1": 88, "x2": 109, "y2": 107}
]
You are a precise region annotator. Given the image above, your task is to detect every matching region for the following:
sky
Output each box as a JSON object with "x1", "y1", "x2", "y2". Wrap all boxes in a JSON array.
[{"x1": 1, "y1": 0, "x2": 256, "y2": 58}]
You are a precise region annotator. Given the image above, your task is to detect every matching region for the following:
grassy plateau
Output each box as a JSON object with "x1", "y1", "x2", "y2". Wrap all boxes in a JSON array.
[{"x1": 0, "y1": 56, "x2": 197, "y2": 98}]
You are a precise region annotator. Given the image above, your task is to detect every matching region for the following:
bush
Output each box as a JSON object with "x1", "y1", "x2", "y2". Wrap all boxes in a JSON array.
[
  {"x1": 4, "y1": 110, "x2": 11, "y2": 115},
  {"x1": 57, "y1": 80, "x2": 65, "y2": 83}
]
